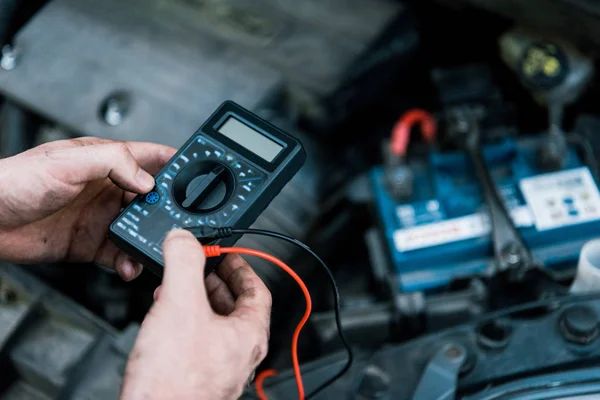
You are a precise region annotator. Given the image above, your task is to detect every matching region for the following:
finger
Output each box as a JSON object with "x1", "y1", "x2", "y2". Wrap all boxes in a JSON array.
[
  {"x1": 216, "y1": 254, "x2": 272, "y2": 330},
  {"x1": 70, "y1": 136, "x2": 115, "y2": 146},
  {"x1": 122, "y1": 143, "x2": 177, "y2": 205},
  {"x1": 45, "y1": 142, "x2": 156, "y2": 194},
  {"x1": 33, "y1": 136, "x2": 114, "y2": 152},
  {"x1": 205, "y1": 273, "x2": 235, "y2": 315},
  {"x1": 94, "y1": 237, "x2": 120, "y2": 269},
  {"x1": 115, "y1": 252, "x2": 141, "y2": 281},
  {"x1": 94, "y1": 238, "x2": 143, "y2": 281},
  {"x1": 161, "y1": 229, "x2": 209, "y2": 306},
  {"x1": 113, "y1": 251, "x2": 141, "y2": 281},
  {"x1": 131, "y1": 261, "x2": 143, "y2": 279},
  {"x1": 154, "y1": 285, "x2": 161, "y2": 301},
  {"x1": 124, "y1": 142, "x2": 177, "y2": 176}
]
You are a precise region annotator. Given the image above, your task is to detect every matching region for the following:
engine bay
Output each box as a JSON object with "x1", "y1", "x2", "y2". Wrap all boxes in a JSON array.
[{"x1": 2, "y1": 0, "x2": 600, "y2": 399}]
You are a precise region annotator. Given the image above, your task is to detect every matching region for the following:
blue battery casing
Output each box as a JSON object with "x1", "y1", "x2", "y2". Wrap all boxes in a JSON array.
[{"x1": 370, "y1": 138, "x2": 600, "y2": 292}]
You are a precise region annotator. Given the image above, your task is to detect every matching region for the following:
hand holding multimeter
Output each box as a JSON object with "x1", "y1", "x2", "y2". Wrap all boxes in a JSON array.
[
  {"x1": 110, "y1": 102, "x2": 350, "y2": 400},
  {"x1": 109, "y1": 101, "x2": 306, "y2": 276},
  {"x1": 0, "y1": 100, "x2": 347, "y2": 399},
  {"x1": 0, "y1": 113, "x2": 277, "y2": 400},
  {"x1": 110, "y1": 101, "x2": 318, "y2": 398}
]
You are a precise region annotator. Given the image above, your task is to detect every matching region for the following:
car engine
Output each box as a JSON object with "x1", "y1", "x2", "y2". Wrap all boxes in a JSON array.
[{"x1": 2, "y1": 0, "x2": 600, "y2": 399}]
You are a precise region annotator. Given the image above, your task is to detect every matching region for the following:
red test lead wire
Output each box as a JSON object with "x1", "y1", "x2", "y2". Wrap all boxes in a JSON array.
[
  {"x1": 390, "y1": 108, "x2": 437, "y2": 157},
  {"x1": 203, "y1": 245, "x2": 312, "y2": 400},
  {"x1": 255, "y1": 369, "x2": 278, "y2": 400}
]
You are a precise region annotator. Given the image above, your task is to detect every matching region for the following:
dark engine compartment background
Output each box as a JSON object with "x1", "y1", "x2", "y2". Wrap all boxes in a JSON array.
[{"x1": 2, "y1": 0, "x2": 600, "y2": 399}]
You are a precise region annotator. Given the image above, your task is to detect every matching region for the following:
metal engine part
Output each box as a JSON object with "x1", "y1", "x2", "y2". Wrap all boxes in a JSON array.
[
  {"x1": 256, "y1": 295, "x2": 600, "y2": 399},
  {"x1": 0, "y1": 262, "x2": 138, "y2": 399},
  {"x1": 0, "y1": 0, "x2": 403, "y2": 291},
  {"x1": 0, "y1": 0, "x2": 401, "y2": 148},
  {"x1": 499, "y1": 29, "x2": 594, "y2": 171},
  {"x1": 499, "y1": 29, "x2": 594, "y2": 108}
]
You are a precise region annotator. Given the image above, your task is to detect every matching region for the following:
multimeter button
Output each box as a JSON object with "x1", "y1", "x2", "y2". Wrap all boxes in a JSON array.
[{"x1": 145, "y1": 191, "x2": 160, "y2": 204}]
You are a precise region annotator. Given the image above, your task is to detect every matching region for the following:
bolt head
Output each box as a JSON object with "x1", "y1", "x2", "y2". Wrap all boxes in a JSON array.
[
  {"x1": 1, "y1": 45, "x2": 19, "y2": 71},
  {"x1": 501, "y1": 242, "x2": 522, "y2": 268},
  {"x1": 442, "y1": 343, "x2": 467, "y2": 366},
  {"x1": 444, "y1": 345, "x2": 463, "y2": 360},
  {"x1": 100, "y1": 92, "x2": 132, "y2": 126},
  {"x1": 385, "y1": 165, "x2": 413, "y2": 200},
  {"x1": 104, "y1": 101, "x2": 125, "y2": 126},
  {"x1": 559, "y1": 305, "x2": 599, "y2": 345}
]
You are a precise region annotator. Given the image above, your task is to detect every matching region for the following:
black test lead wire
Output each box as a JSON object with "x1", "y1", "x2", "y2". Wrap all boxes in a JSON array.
[{"x1": 187, "y1": 226, "x2": 353, "y2": 399}]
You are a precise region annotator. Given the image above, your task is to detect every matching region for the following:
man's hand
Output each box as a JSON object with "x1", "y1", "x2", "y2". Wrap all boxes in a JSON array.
[
  {"x1": 122, "y1": 229, "x2": 272, "y2": 400},
  {"x1": 0, "y1": 137, "x2": 176, "y2": 280}
]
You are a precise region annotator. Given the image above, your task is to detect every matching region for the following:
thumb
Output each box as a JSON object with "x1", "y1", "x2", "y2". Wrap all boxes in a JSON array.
[
  {"x1": 161, "y1": 229, "x2": 210, "y2": 307},
  {"x1": 46, "y1": 142, "x2": 156, "y2": 193}
]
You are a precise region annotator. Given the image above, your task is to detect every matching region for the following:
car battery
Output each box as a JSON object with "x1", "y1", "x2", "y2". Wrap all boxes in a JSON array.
[{"x1": 370, "y1": 137, "x2": 600, "y2": 292}]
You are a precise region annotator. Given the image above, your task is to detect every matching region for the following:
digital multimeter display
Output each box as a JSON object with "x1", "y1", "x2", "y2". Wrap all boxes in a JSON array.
[
  {"x1": 109, "y1": 101, "x2": 306, "y2": 277},
  {"x1": 218, "y1": 117, "x2": 283, "y2": 162}
]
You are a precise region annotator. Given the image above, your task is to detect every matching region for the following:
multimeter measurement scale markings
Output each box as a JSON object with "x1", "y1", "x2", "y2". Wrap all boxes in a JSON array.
[
  {"x1": 172, "y1": 136, "x2": 265, "y2": 225},
  {"x1": 114, "y1": 215, "x2": 151, "y2": 247},
  {"x1": 117, "y1": 128, "x2": 267, "y2": 244}
]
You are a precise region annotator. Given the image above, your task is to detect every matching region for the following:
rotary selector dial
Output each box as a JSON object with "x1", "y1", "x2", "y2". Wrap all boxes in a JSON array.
[{"x1": 173, "y1": 161, "x2": 235, "y2": 213}]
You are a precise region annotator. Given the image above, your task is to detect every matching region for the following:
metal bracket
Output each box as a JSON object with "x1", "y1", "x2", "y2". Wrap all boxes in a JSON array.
[{"x1": 411, "y1": 343, "x2": 467, "y2": 400}]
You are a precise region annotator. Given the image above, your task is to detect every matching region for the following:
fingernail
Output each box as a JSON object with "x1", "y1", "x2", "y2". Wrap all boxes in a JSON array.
[
  {"x1": 136, "y1": 169, "x2": 155, "y2": 191},
  {"x1": 166, "y1": 228, "x2": 194, "y2": 239},
  {"x1": 132, "y1": 262, "x2": 143, "y2": 279},
  {"x1": 118, "y1": 260, "x2": 134, "y2": 281}
]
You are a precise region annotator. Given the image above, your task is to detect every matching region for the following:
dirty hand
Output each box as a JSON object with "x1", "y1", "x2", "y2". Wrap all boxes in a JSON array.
[
  {"x1": 0, "y1": 137, "x2": 176, "y2": 280},
  {"x1": 122, "y1": 229, "x2": 272, "y2": 400}
]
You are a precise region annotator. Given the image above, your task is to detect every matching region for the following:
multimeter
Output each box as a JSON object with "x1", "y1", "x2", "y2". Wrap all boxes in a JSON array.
[{"x1": 109, "y1": 101, "x2": 306, "y2": 276}]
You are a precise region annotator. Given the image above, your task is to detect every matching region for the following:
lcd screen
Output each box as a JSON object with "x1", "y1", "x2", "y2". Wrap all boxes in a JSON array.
[{"x1": 218, "y1": 117, "x2": 283, "y2": 162}]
